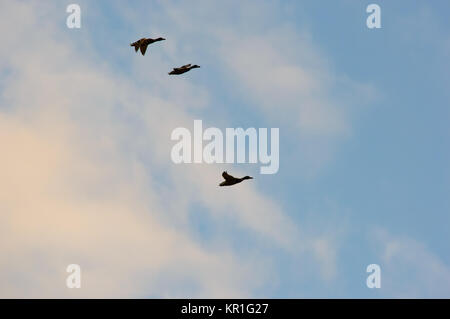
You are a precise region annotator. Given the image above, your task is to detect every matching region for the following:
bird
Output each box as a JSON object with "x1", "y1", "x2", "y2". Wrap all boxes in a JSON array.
[
  {"x1": 130, "y1": 37, "x2": 165, "y2": 56},
  {"x1": 168, "y1": 64, "x2": 200, "y2": 75},
  {"x1": 219, "y1": 171, "x2": 253, "y2": 187}
]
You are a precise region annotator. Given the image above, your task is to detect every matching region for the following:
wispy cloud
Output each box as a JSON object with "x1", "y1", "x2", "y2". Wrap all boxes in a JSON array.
[
  {"x1": 372, "y1": 229, "x2": 450, "y2": 298},
  {"x1": 0, "y1": 0, "x2": 343, "y2": 297}
]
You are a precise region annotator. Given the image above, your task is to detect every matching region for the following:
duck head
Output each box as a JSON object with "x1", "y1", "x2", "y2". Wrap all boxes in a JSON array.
[
  {"x1": 191, "y1": 65, "x2": 200, "y2": 69},
  {"x1": 156, "y1": 37, "x2": 166, "y2": 41},
  {"x1": 243, "y1": 176, "x2": 253, "y2": 180}
]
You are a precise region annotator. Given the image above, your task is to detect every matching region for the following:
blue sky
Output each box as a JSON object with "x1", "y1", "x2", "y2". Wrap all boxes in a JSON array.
[{"x1": 0, "y1": 0, "x2": 449, "y2": 298}]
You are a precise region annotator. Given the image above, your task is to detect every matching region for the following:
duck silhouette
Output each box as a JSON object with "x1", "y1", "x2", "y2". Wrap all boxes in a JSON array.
[
  {"x1": 219, "y1": 171, "x2": 253, "y2": 187},
  {"x1": 130, "y1": 37, "x2": 165, "y2": 56},
  {"x1": 168, "y1": 64, "x2": 200, "y2": 75}
]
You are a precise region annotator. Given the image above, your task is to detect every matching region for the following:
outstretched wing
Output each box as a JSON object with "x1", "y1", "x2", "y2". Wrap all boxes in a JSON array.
[
  {"x1": 222, "y1": 171, "x2": 234, "y2": 181},
  {"x1": 140, "y1": 43, "x2": 149, "y2": 55},
  {"x1": 130, "y1": 41, "x2": 140, "y2": 52}
]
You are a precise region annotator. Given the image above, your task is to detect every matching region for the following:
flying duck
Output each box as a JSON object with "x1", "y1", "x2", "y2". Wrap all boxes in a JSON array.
[
  {"x1": 168, "y1": 64, "x2": 200, "y2": 75},
  {"x1": 219, "y1": 171, "x2": 253, "y2": 187},
  {"x1": 130, "y1": 37, "x2": 165, "y2": 56}
]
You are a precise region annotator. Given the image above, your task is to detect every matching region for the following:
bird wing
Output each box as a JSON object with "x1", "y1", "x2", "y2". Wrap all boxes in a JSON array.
[
  {"x1": 181, "y1": 64, "x2": 191, "y2": 69},
  {"x1": 140, "y1": 43, "x2": 149, "y2": 55},
  {"x1": 222, "y1": 171, "x2": 234, "y2": 181}
]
